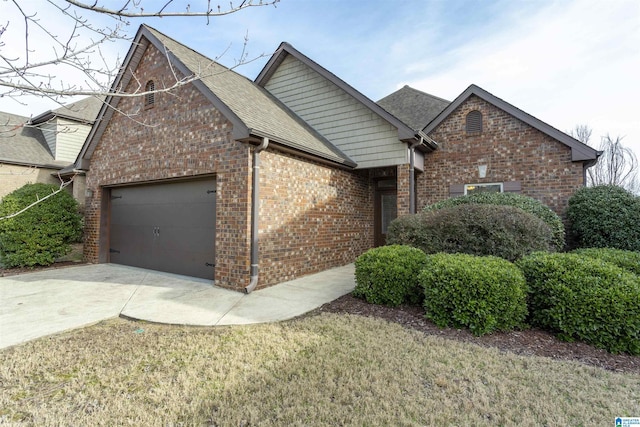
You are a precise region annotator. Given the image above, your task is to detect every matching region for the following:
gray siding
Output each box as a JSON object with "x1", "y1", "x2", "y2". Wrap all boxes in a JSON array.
[
  {"x1": 264, "y1": 55, "x2": 407, "y2": 169},
  {"x1": 55, "y1": 119, "x2": 91, "y2": 162},
  {"x1": 39, "y1": 121, "x2": 57, "y2": 158}
]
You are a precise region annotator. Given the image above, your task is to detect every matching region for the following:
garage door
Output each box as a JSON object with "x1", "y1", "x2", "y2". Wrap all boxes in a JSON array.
[{"x1": 109, "y1": 179, "x2": 216, "y2": 280}]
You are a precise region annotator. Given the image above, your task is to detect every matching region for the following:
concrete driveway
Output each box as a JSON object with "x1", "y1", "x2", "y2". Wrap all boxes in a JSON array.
[{"x1": 0, "y1": 263, "x2": 355, "y2": 349}]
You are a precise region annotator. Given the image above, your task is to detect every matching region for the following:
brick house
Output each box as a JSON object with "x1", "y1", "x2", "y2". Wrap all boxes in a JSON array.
[{"x1": 76, "y1": 25, "x2": 599, "y2": 291}]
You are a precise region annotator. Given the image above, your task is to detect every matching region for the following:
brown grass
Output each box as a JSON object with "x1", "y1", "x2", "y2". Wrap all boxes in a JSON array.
[{"x1": 1, "y1": 313, "x2": 638, "y2": 426}]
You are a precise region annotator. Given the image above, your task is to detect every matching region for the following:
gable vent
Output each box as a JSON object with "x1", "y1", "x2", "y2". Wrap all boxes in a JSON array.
[
  {"x1": 144, "y1": 80, "x2": 155, "y2": 107},
  {"x1": 466, "y1": 110, "x2": 483, "y2": 134}
]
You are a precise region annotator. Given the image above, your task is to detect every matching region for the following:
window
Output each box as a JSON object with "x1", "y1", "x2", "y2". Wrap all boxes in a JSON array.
[
  {"x1": 464, "y1": 183, "x2": 503, "y2": 195},
  {"x1": 466, "y1": 110, "x2": 482, "y2": 133},
  {"x1": 144, "y1": 80, "x2": 155, "y2": 107}
]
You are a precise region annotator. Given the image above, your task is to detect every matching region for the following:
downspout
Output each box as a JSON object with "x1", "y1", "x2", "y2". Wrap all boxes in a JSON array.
[
  {"x1": 409, "y1": 137, "x2": 423, "y2": 214},
  {"x1": 244, "y1": 137, "x2": 269, "y2": 294}
]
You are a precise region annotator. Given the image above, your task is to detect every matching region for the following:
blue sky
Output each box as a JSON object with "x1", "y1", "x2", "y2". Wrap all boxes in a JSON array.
[{"x1": 1, "y1": 0, "x2": 639, "y2": 156}]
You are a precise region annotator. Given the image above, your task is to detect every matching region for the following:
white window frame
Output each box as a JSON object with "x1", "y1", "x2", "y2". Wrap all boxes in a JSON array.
[{"x1": 464, "y1": 182, "x2": 503, "y2": 195}]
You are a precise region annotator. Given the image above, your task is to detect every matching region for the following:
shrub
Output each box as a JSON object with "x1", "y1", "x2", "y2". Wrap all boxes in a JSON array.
[
  {"x1": 0, "y1": 183, "x2": 82, "y2": 268},
  {"x1": 387, "y1": 204, "x2": 553, "y2": 262},
  {"x1": 425, "y1": 192, "x2": 565, "y2": 251},
  {"x1": 572, "y1": 247, "x2": 640, "y2": 276},
  {"x1": 353, "y1": 245, "x2": 428, "y2": 306},
  {"x1": 516, "y1": 252, "x2": 640, "y2": 355},
  {"x1": 419, "y1": 253, "x2": 528, "y2": 336},
  {"x1": 567, "y1": 185, "x2": 640, "y2": 251}
]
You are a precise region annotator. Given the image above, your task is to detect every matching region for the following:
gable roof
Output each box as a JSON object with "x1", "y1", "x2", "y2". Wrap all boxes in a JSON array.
[
  {"x1": 30, "y1": 96, "x2": 103, "y2": 125},
  {"x1": 255, "y1": 42, "x2": 431, "y2": 146},
  {"x1": 0, "y1": 111, "x2": 66, "y2": 168},
  {"x1": 377, "y1": 85, "x2": 450, "y2": 131},
  {"x1": 423, "y1": 84, "x2": 599, "y2": 162},
  {"x1": 77, "y1": 25, "x2": 355, "y2": 170}
]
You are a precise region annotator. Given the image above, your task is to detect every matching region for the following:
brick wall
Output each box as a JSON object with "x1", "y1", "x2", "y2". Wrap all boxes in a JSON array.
[
  {"x1": 259, "y1": 149, "x2": 373, "y2": 286},
  {"x1": 418, "y1": 95, "x2": 586, "y2": 217},
  {"x1": 83, "y1": 41, "x2": 376, "y2": 290},
  {"x1": 83, "y1": 43, "x2": 252, "y2": 289}
]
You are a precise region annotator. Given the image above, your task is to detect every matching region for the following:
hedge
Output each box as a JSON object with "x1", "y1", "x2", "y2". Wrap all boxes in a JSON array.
[
  {"x1": 516, "y1": 252, "x2": 640, "y2": 355},
  {"x1": 567, "y1": 185, "x2": 640, "y2": 251},
  {"x1": 425, "y1": 192, "x2": 565, "y2": 251},
  {"x1": 353, "y1": 245, "x2": 428, "y2": 306},
  {"x1": 0, "y1": 183, "x2": 82, "y2": 268},
  {"x1": 419, "y1": 253, "x2": 528, "y2": 336},
  {"x1": 387, "y1": 204, "x2": 553, "y2": 262}
]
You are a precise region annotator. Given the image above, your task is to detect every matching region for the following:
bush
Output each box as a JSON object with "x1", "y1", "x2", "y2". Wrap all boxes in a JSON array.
[
  {"x1": 425, "y1": 192, "x2": 565, "y2": 251},
  {"x1": 419, "y1": 253, "x2": 528, "y2": 336},
  {"x1": 353, "y1": 245, "x2": 428, "y2": 306},
  {"x1": 0, "y1": 183, "x2": 82, "y2": 268},
  {"x1": 516, "y1": 252, "x2": 640, "y2": 354},
  {"x1": 572, "y1": 247, "x2": 640, "y2": 276},
  {"x1": 387, "y1": 204, "x2": 553, "y2": 262},
  {"x1": 567, "y1": 185, "x2": 640, "y2": 251}
]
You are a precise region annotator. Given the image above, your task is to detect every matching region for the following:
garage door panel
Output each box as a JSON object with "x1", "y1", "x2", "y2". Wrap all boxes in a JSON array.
[{"x1": 109, "y1": 179, "x2": 216, "y2": 280}]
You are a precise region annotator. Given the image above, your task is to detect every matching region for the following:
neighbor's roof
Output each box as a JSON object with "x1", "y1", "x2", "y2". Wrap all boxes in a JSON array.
[
  {"x1": 0, "y1": 111, "x2": 65, "y2": 168},
  {"x1": 377, "y1": 85, "x2": 450, "y2": 131},
  {"x1": 423, "y1": 84, "x2": 600, "y2": 162},
  {"x1": 78, "y1": 25, "x2": 356, "y2": 169},
  {"x1": 30, "y1": 96, "x2": 103, "y2": 125}
]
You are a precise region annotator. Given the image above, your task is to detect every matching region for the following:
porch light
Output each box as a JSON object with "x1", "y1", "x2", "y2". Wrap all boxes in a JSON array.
[{"x1": 478, "y1": 164, "x2": 488, "y2": 178}]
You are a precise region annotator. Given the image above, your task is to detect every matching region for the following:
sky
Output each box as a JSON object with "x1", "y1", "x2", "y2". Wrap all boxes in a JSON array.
[{"x1": 1, "y1": 0, "x2": 639, "y2": 156}]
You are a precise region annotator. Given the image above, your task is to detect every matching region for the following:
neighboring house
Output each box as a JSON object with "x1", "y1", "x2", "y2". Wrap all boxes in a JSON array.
[
  {"x1": 76, "y1": 25, "x2": 599, "y2": 291},
  {"x1": 0, "y1": 97, "x2": 102, "y2": 203}
]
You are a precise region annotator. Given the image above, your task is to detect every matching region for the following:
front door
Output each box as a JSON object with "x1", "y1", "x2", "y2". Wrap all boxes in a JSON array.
[{"x1": 374, "y1": 189, "x2": 397, "y2": 247}]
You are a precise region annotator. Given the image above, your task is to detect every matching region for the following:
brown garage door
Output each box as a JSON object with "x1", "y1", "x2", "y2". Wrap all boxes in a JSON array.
[{"x1": 109, "y1": 179, "x2": 216, "y2": 280}]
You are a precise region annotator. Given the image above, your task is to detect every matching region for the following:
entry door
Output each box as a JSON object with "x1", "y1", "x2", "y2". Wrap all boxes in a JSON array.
[
  {"x1": 109, "y1": 179, "x2": 216, "y2": 279},
  {"x1": 374, "y1": 189, "x2": 397, "y2": 247}
]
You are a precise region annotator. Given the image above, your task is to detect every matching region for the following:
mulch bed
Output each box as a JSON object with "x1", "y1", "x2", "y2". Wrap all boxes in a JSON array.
[
  {"x1": 0, "y1": 261, "x2": 85, "y2": 278},
  {"x1": 313, "y1": 294, "x2": 640, "y2": 375}
]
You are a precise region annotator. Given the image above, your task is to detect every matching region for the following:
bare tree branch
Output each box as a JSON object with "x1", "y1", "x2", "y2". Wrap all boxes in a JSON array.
[
  {"x1": 573, "y1": 125, "x2": 639, "y2": 193},
  {"x1": 64, "y1": 0, "x2": 279, "y2": 18}
]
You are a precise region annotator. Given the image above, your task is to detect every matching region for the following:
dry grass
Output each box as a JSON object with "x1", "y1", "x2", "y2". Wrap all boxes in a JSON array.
[{"x1": 1, "y1": 313, "x2": 638, "y2": 426}]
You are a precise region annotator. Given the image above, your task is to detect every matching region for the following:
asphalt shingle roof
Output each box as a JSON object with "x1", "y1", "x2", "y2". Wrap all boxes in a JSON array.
[
  {"x1": 145, "y1": 26, "x2": 355, "y2": 167},
  {"x1": 0, "y1": 111, "x2": 64, "y2": 167},
  {"x1": 377, "y1": 85, "x2": 450, "y2": 131}
]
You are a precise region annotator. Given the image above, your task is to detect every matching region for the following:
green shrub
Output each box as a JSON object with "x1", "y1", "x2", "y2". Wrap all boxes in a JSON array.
[
  {"x1": 353, "y1": 245, "x2": 428, "y2": 306},
  {"x1": 0, "y1": 183, "x2": 82, "y2": 268},
  {"x1": 516, "y1": 252, "x2": 640, "y2": 355},
  {"x1": 567, "y1": 185, "x2": 640, "y2": 251},
  {"x1": 572, "y1": 247, "x2": 640, "y2": 276},
  {"x1": 387, "y1": 204, "x2": 553, "y2": 262},
  {"x1": 419, "y1": 253, "x2": 528, "y2": 336},
  {"x1": 425, "y1": 192, "x2": 565, "y2": 251}
]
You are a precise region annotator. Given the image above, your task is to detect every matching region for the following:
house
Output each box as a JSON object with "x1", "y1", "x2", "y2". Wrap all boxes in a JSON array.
[
  {"x1": 0, "y1": 97, "x2": 102, "y2": 203},
  {"x1": 76, "y1": 25, "x2": 599, "y2": 291}
]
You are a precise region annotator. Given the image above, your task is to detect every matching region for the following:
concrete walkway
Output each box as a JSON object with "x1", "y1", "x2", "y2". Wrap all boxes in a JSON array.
[{"x1": 0, "y1": 263, "x2": 355, "y2": 349}]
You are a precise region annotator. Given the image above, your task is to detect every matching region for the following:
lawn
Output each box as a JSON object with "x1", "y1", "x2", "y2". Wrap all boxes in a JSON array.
[{"x1": 1, "y1": 313, "x2": 638, "y2": 426}]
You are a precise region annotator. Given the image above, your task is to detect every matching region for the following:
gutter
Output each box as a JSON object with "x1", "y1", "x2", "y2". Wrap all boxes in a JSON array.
[
  {"x1": 244, "y1": 137, "x2": 269, "y2": 294},
  {"x1": 409, "y1": 137, "x2": 422, "y2": 214}
]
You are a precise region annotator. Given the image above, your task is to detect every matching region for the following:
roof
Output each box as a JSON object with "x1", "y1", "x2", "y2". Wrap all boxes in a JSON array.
[
  {"x1": 256, "y1": 42, "x2": 424, "y2": 144},
  {"x1": 30, "y1": 96, "x2": 103, "y2": 125},
  {"x1": 423, "y1": 84, "x2": 600, "y2": 162},
  {"x1": 377, "y1": 85, "x2": 450, "y2": 131},
  {"x1": 0, "y1": 111, "x2": 66, "y2": 168},
  {"x1": 78, "y1": 25, "x2": 356, "y2": 169}
]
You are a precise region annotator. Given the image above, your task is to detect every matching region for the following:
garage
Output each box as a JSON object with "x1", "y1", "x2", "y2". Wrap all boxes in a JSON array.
[{"x1": 108, "y1": 179, "x2": 216, "y2": 280}]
